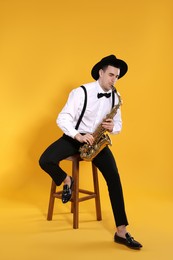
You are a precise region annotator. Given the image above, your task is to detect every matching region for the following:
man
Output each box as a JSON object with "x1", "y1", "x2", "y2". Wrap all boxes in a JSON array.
[{"x1": 39, "y1": 55, "x2": 142, "y2": 249}]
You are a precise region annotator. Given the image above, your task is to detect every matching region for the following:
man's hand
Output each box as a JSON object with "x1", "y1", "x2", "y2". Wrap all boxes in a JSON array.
[
  {"x1": 101, "y1": 118, "x2": 114, "y2": 132},
  {"x1": 74, "y1": 133, "x2": 94, "y2": 145}
]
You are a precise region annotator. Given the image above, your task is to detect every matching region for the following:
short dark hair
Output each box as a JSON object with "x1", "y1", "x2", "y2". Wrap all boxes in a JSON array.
[{"x1": 101, "y1": 64, "x2": 120, "y2": 71}]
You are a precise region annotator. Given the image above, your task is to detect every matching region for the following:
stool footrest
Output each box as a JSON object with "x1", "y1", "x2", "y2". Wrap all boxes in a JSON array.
[
  {"x1": 73, "y1": 194, "x2": 96, "y2": 202},
  {"x1": 52, "y1": 189, "x2": 97, "y2": 201},
  {"x1": 78, "y1": 188, "x2": 96, "y2": 195}
]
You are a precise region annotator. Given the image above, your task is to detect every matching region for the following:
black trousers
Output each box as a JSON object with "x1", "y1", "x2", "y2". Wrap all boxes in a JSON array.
[{"x1": 39, "y1": 134, "x2": 128, "y2": 227}]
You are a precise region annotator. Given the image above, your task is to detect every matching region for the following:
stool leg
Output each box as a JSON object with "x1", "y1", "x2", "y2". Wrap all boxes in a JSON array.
[
  {"x1": 92, "y1": 163, "x2": 102, "y2": 221},
  {"x1": 72, "y1": 158, "x2": 80, "y2": 229},
  {"x1": 47, "y1": 180, "x2": 56, "y2": 220}
]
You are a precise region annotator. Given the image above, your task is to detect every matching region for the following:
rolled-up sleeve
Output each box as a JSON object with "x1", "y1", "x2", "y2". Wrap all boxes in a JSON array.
[
  {"x1": 111, "y1": 92, "x2": 122, "y2": 134},
  {"x1": 111, "y1": 108, "x2": 122, "y2": 134}
]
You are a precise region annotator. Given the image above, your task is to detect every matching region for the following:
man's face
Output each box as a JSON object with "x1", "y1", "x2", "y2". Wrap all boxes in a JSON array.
[{"x1": 98, "y1": 65, "x2": 120, "y2": 91}]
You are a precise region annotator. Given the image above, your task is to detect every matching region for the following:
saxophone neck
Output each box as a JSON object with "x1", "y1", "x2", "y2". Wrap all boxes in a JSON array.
[
  {"x1": 111, "y1": 85, "x2": 117, "y2": 93},
  {"x1": 111, "y1": 86, "x2": 122, "y2": 106}
]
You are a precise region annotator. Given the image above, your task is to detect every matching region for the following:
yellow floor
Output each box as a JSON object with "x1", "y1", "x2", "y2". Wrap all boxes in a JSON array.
[{"x1": 1, "y1": 192, "x2": 173, "y2": 260}]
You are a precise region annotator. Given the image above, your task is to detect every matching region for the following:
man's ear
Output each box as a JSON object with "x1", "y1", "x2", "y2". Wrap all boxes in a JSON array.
[{"x1": 99, "y1": 69, "x2": 103, "y2": 78}]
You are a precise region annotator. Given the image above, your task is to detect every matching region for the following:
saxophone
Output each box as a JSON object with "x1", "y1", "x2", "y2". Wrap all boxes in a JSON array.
[{"x1": 79, "y1": 87, "x2": 122, "y2": 161}]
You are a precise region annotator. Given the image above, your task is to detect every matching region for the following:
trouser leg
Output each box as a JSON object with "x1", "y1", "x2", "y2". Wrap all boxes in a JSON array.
[
  {"x1": 39, "y1": 135, "x2": 80, "y2": 186},
  {"x1": 93, "y1": 146, "x2": 128, "y2": 227}
]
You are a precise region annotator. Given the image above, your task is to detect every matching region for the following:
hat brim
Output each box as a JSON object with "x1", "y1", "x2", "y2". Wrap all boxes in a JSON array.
[{"x1": 91, "y1": 55, "x2": 128, "y2": 80}]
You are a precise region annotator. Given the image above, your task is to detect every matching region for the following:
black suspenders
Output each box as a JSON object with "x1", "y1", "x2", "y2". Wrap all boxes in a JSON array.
[
  {"x1": 75, "y1": 85, "x2": 115, "y2": 130},
  {"x1": 75, "y1": 86, "x2": 87, "y2": 130}
]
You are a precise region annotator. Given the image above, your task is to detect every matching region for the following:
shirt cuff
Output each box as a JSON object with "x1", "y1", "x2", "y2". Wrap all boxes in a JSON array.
[
  {"x1": 68, "y1": 129, "x2": 80, "y2": 139},
  {"x1": 111, "y1": 125, "x2": 121, "y2": 134}
]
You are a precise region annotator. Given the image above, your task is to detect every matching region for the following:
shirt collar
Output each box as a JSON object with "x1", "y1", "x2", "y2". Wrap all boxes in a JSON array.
[{"x1": 96, "y1": 80, "x2": 112, "y2": 94}]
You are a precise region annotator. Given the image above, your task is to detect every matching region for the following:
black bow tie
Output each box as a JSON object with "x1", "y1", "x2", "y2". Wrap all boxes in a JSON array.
[{"x1": 97, "y1": 92, "x2": 111, "y2": 99}]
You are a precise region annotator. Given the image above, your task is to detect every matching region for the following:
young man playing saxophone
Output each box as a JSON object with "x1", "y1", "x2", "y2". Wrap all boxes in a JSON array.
[{"x1": 39, "y1": 54, "x2": 142, "y2": 249}]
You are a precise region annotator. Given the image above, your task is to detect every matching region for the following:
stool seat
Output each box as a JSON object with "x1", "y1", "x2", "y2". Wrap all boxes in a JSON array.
[{"x1": 47, "y1": 154, "x2": 102, "y2": 229}]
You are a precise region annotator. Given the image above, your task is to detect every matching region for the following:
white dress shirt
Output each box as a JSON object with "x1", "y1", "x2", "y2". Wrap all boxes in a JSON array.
[{"x1": 57, "y1": 81, "x2": 122, "y2": 138}]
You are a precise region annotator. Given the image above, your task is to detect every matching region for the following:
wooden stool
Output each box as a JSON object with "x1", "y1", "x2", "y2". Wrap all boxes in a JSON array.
[{"x1": 47, "y1": 154, "x2": 102, "y2": 229}]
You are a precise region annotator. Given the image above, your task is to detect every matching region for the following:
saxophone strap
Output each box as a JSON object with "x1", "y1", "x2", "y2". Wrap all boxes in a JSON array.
[
  {"x1": 75, "y1": 85, "x2": 115, "y2": 130},
  {"x1": 112, "y1": 88, "x2": 115, "y2": 108}
]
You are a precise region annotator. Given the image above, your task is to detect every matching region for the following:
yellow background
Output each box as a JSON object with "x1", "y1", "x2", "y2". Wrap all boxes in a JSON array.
[{"x1": 0, "y1": 0, "x2": 173, "y2": 259}]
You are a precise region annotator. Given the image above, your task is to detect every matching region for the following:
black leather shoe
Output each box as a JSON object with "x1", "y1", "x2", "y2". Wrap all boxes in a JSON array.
[
  {"x1": 62, "y1": 176, "x2": 74, "y2": 204},
  {"x1": 114, "y1": 232, "x2": 142, "y2": 249}
]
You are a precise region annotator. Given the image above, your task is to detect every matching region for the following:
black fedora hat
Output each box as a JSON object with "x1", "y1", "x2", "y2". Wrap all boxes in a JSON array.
[{"x1": 91, "y1": 54, "x2": 128, "y2": 80}]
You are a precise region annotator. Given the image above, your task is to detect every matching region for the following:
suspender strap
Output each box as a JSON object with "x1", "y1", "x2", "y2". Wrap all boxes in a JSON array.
[
  {"x1": 75, "y1": 85, "x2": 87, "y2": 130},
  {"x1": 75, "y1": 85, "x2": 114, "y2": 129}
]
